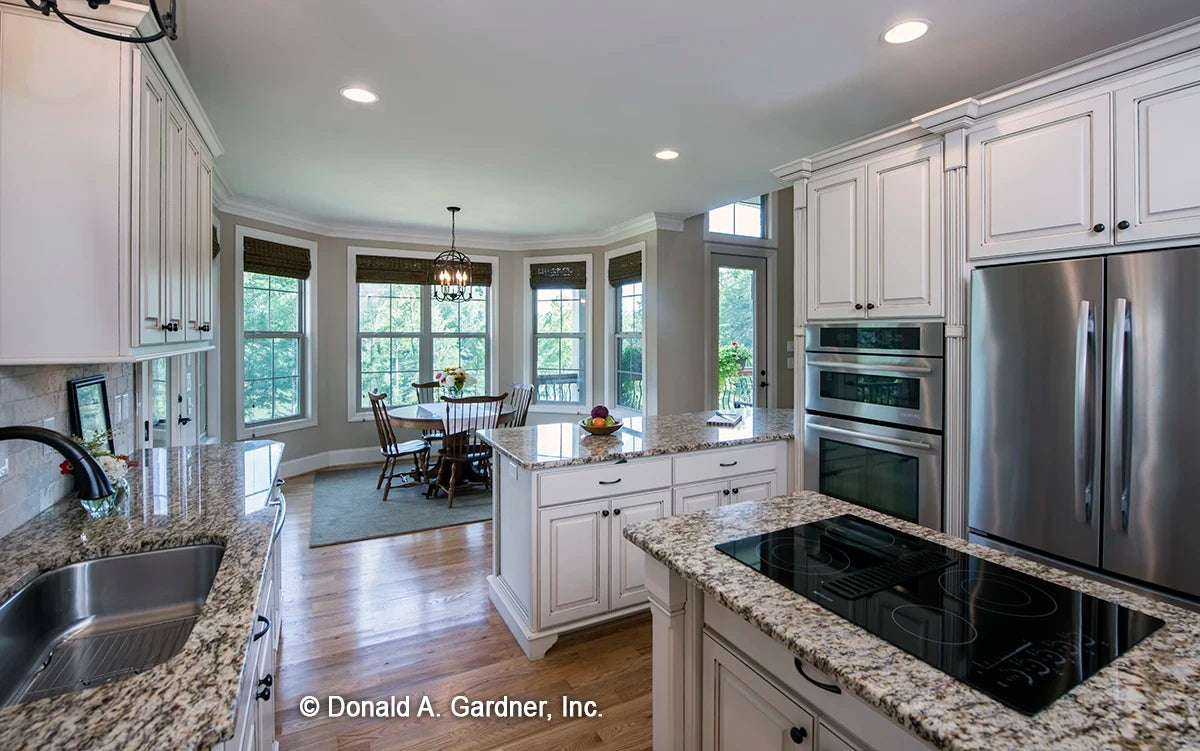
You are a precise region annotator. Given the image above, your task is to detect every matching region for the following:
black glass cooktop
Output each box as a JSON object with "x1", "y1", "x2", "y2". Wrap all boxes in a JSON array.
[{"x1": 715, "y1": 514, "x2": 1165, "y2": 715}]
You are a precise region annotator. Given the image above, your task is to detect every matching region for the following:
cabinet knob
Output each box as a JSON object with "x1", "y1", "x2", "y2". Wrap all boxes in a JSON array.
[
  {"x1": 854, "y1": 304, "x2": 863, "y2": 310},
  {"x1": 722, "y1": 489, "x2": 730, "y2": 496},
  {"x1": 601, "y1": 509, "x2": 610, "y2": 517},
  {"x1": 613, "y1": 508, "x2": 621, "y2": 516},
  {"x1": 732, "y1": 487, "x2": 739, "y2": 494},
  {"x1": 1117, "y1": 220, "x2": 1131, "y2": 230},
  {"x1": 1092, "y1": 223, "x2": 1106, "y2": 233},
  {"x1": 161, "y1": 321, "x2": 180, "y2": 332},
  {"x1": 866, "y1": 303, "x2": 876, "y2": 310},
  {"x1": 258, "y1": 673, "x2": 273, "y2": 688},
  {"x1": 789, "y1": 726, "x2": 807, "y2": 744},
  {"x1": 199, "y1": 323, "x2": 211, "y2": 332},
  {"x1": 256, "y1": 685, "x2": 272, "y2": 702}
]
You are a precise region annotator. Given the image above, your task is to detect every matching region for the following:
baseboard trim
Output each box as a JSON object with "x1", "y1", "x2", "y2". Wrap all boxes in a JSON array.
[{"x1": 280, "y1": 446, "x2": 380, "y2": 478}]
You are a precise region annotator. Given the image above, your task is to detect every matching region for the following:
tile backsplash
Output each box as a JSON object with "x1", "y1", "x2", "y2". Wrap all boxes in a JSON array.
[{"x1": 0, "y1": 363, "x2": 134, "y2": 538}]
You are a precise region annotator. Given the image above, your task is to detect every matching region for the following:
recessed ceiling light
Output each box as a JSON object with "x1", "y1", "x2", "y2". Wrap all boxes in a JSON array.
[
  {"x1": 340, "y1": 86, "x2": 378, "y2": 104},
  {"x1": 883, "y1": 19, "x2": 930, "y2": 44},
  {"x1": 655, "y1": 149, "x2": 679, "y2": 160}
]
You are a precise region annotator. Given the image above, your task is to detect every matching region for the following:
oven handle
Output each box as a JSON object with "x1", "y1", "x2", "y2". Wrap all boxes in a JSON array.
[
  {"x1": 806, "y1": 359, "x2": 933, "y2": 375},
  {"x1": 806, "y1": 422, "x2": 934, "y2": 451}
]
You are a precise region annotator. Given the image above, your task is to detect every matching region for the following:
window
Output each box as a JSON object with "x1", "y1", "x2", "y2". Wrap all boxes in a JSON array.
[
  {"x1": 350, "y1": 249, "x2": 494, "y2": 416},
  {"x1": 708, "y1": 194, "x2": 767, "y2": 239},
  {"x1": 529, "y1": 258, "x2": 589, "y2": 406},
  {"x1": 614, "y1": 281, "x2": 643, "y2": 411},
  {"x1": 235, "y1": 228, "x2": 316, "y2": 438}
]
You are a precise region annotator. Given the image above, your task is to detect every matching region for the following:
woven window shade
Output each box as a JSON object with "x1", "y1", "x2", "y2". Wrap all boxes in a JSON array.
[
  {"x1": 355, "y1": 254, "x2": 492, "y2": 287},
  {"x1": 530, "y1": 261, "x2": 587, "y2": 290},
  {"x1": 608, "y1": 251, "x2": 642, "y2": 287},
  {"x1": 212, "y1": 226, "x2": 221, "y2": 259},
  {"x1": 243, "y1": 237, "x2": 311, "y2": 279}
]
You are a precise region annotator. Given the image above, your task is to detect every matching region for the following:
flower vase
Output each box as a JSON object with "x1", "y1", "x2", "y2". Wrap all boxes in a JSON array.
[{"x1": 79, "y1": 477, "x2": 128, "y2": 518}]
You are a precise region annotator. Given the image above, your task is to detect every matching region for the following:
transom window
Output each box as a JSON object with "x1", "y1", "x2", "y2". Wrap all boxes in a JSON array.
[{"x1": 708, "y1": 195, "x2": 768, "y2": 239}]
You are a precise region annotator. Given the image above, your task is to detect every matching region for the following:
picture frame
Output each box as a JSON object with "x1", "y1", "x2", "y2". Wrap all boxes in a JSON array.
[{"x1": 67, "y1": 375, "x2": 114, "y2": 453}]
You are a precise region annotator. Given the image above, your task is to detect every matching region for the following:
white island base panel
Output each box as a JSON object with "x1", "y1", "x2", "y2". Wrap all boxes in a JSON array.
[{"x1": 486, "y1": 438, "x2": 791, "y2": 660}]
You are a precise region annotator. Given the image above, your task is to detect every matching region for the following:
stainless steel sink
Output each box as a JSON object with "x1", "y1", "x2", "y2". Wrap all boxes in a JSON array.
[{"x1": 0, "y1": 544, "x2": 225, "y2": 706}]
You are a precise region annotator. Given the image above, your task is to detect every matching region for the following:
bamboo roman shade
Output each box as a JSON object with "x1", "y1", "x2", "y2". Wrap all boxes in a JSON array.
[
  {"x1": 355, "y1": 254, "x2": 492, "y2": 287},
  {"x1": 607, "y1": 251, "x2": 642, "y2": 287},
  {"x1": 243, "y1": 237, "x2": 311, "y2": 279},
  {"x1": 529, "y1": 261, "x2": 587, "y2": 290}
]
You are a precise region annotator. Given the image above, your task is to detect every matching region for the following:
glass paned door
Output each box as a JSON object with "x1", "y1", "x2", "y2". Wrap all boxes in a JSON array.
[{"x1": 712, "y1": 253, "x2": 767, "y2": 409}]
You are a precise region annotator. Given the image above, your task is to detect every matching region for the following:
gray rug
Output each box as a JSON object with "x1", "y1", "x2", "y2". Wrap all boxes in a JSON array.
[{"x1": 309, "y1": 465, "x2": 492, "y2": 547}]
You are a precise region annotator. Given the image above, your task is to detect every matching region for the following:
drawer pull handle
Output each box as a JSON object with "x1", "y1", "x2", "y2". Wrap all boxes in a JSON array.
[
  {"x1": 719, "y1": 461, "x2": 738, "y2": 467},
  {"x1": 598, "y1": 479, "x2": 622, "y2": 485},
  {"x1": 794, "y1": 658, "x2": 841, "y2": 694},
  {"x1": 252, "y1": 614, "x2": 271, "y2": 642}
]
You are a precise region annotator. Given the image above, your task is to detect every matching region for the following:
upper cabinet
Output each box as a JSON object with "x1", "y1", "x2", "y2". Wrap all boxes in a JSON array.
[
  {"x1": 0, "y1": 3, "x2": 216, "y2": 364},
  {"x1": 807, "y1": 141, "x2": 944, "y2": 321},
  {"x1": 967, "y1": 94, "x2": 1112, "y2": 260},
  {"x1": 1113, "y1": 60, "x2": 1200, "y2": 244}
]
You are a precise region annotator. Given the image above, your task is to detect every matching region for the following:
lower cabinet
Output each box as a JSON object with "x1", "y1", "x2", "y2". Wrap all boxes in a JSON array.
[
  {"x1": 702, "y1": 635, "x2": 816, "y2": 750},
  {"x1": 673, "y1": 471, "x2": 779, "y2": 515},
  {"x1": 538, "y1": 492, "x2": 667, "y2": 628}
]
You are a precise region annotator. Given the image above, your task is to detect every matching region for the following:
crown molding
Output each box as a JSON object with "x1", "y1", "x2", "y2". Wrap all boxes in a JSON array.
[
  {"x1": 211, "y1": 176, "x2": 684, "y2": 251},
  {"x1": 771, "y1": 122, "x2": 926, "y2": 179},
  {"x1": 912, "y1": 98, "x2": 980, "y2": 134},
  {"x1": 137, "y1": 17, "x2": 225, "y2": 158}
]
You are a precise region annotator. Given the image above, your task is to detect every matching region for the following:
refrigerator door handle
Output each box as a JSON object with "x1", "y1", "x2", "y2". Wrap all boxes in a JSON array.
[
  {"x1": 1108, "y1": 297, "x2": 1131, "y2": 532},
  {"x1": 1073, "y1": 300, "x2": 1095, "y2": 523}
]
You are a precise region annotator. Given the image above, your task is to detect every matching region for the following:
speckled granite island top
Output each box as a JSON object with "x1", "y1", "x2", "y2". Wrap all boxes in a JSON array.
[
  {"x1": 624, "y1": 492, "x2": 1200, "y2": 751},
  {"x1": 0, "y1": 440, "x2": 284, "y2": 751},
  {"x1": 477, "y1": 408, "x2": 794, "y2": 470}
]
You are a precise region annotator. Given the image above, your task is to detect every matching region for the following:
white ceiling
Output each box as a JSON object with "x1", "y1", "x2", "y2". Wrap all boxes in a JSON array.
[{"x1": 170, "y1": 0, "x2": 1200, "y2": 242}]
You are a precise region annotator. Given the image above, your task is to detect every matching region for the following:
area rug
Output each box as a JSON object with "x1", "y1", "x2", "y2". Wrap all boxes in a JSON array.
[{"x1": 309, "y1": 465, "x2": 492, "y2": 547}]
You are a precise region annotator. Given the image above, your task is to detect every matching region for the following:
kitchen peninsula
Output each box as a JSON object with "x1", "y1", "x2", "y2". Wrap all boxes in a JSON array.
[
  {"x1": 478, "y1": 408, "x2": 794, "y2": 659},
  {"x1": 625, "y1": 492, "x2": 1200, "y2": 751}
]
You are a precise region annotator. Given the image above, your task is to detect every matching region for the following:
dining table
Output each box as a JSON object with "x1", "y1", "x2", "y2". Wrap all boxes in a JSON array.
[{"x1": 387, "y1": 401, "x2": 519, "y2": 495}]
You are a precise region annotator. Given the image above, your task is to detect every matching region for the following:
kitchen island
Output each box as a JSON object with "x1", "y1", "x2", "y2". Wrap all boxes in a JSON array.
[
  {"x1": 0, "y1": 441, "x2": 285, "y2": 750},
  {"x1": 625, "y1": 491, "x2": 1200, "y2": 751},
  {"x1": 478, "y1": 408, "x2": 794, "y2": 659}
]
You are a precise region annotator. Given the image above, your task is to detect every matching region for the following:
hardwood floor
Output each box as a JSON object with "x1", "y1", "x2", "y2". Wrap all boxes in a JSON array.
[{"x1": 275, "y1": 471, "x2": 653, "y2": 751}]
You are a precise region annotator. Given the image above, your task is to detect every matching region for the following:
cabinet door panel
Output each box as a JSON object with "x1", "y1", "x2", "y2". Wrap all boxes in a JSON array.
[
  {"x1": 137, "y1": 58, "x2": 166, "y2": 345},
  {"x1": 163, "y1": 98, "x2": 187, "y2": 342},
  {"x1": 611, "y1": 493, "x2": 667, "y2": 607},
  {"x1": 807, "y1": 167, "x2": 866, "y2": 320},
  {"x1": 199, "y1": 153, "x2": 214, "y2": 338},
  {"x1": 183, "y1": 128, "x2": 202, "y2": 341},
  {"x1": 673, "y1": 480, "x2": 729, "y2": 515},
  {"x1": 868, "y1": 142, "x2": 943, "y2": 318},
  {"x1": 1115, "y1": 63, "x2": 1200, "y2": 243},
  {"x1": 702, "y1": 636, "x2": 814, "y2": 751},
  {"x1": 730, "y1": 472, "x2": 778, "y2": 504},
  {"x1": 818, "y1": 722, "x2": 864, "y2": 751},
  {"x1": 538, "y1": 500, "x2": 609, "y2": 628},
  {"x1": 968, "y1": 94, "x2": 1112, "y2": 259}
]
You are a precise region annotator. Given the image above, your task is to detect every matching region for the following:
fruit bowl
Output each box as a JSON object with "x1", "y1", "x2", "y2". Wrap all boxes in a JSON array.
[{"x1": 579, "y1": 418, "x2": 622, "y2": 436}]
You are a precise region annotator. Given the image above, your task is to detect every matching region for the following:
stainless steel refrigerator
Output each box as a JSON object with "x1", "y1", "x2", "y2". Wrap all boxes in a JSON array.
[{"x1": 968, "y1": 246, "x2": 1200, "y2": 599}]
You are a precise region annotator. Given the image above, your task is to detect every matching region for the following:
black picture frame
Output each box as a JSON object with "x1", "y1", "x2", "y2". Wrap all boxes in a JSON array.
[{"x1": 67, "y1": 375, "x2": 114, "y2": 453}]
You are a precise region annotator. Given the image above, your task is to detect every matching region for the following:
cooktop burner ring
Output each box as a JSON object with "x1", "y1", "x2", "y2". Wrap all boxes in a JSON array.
[
  {"x1": 938, "y1": 569, "x2": 1060, "y2": 618},
  {"x1": 890, "y1": 605, "x2": 979, "y2": 646},
  {"x1": 756, "y1": 539, "x2": 851, "y2": 576}
]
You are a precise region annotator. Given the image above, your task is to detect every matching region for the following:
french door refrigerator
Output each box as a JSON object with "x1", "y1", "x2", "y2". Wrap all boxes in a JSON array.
[{"x1": 968, "y1": 246, "x2": 1200, "y2": 599}]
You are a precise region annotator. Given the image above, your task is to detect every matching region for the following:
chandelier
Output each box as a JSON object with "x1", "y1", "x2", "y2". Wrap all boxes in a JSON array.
[
  {"x1": 25, "y1": 0, "x2": 178, "y2": 43},
  {"x1": 433, "y1": 207, "x2": 473, "y2": 303}
]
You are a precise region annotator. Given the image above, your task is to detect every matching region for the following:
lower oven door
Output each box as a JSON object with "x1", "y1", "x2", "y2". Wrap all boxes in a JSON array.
[
  {"x1": 804, "y1": 414, "x2": 942, "y2": 530},
  {"x1": 805, "y1": 353, "x2": 943, "y2": 431}
]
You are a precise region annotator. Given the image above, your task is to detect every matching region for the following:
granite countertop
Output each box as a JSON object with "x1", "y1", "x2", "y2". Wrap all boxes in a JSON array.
[
  {"x1": 625, "y1": 492, "x2": 1200, "y2": 751},
  {"x1": 0, "y1": 440, "x2": 285, "y2": 751},
  {"x1": 478, "y1": 408, "x2": 795, "y2": 470}
]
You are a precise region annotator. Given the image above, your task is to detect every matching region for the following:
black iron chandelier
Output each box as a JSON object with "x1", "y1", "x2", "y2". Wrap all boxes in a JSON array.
[
  {"x1": 25, "y1": 0, "x2": 178, "y2": 43},
  {"x1": 433, "y1": 207, "x2": 473, "y2": 303}
]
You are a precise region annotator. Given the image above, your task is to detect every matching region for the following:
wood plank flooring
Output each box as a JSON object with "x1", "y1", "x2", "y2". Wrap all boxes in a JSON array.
[{"x1": 274, "y1": 471, "x2": 653, "y2": 751}]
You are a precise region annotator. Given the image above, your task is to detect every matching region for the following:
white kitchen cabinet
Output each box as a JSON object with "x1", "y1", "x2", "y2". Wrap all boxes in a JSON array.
[
  {"x1": 806, "y1": 167, "x2": 866, "y2": 320},
  {"x1": 610, "y1": 493, "x2": 667, "y2": 608},
  {"x1": 807, "y1": 141, "x2": 944, "y2": 321},
  {"x1": 673, "y1": 480, "x2": 729, "y2": 515},
  {"x1": 730, "y1": 471, "x2": 778, "y2": 504},
  {"x1": 967, "y1": 94, "x2": 1113, "y2": 260},
  {"x1": 867, "y1": 141, "x2": 944, "y2": 318},
  {"x1": 198, "y1": 152, "x2": 215, "y2": 339},
  {"x1": 183, "y1": 127, "x2": 202, "y2": 341},
  {"x1": 818, "y1": 722, "x2": 865, "y2": 751},
  {"x1": 538, "y1": 499, "x2": 611, "y2": 628},
  {"x1": 1114, "y1": 60, "x2": 1200, "y2": 244},
  {"x1": 702, "y1": 634, "x2": 815, "y2": 751},
  {"x1": 0, "y1": 3, "x2": 217, "y2": 364}
]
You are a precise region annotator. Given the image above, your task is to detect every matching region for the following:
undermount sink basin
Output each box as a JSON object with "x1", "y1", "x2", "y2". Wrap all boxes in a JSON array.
[{"x1": 0, "y1": 544, "x2": 225, "y2": 706}]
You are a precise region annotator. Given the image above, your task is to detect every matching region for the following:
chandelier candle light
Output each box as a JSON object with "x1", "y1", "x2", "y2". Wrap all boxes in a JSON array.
[{"x1": 433, "y1": 206, "x2": 473, "y2": 302}]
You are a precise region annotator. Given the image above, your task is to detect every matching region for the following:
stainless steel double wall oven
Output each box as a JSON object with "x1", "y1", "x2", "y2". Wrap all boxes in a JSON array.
[{"x1": 804, "y1": 322, "x2": 944, "y2": 530}]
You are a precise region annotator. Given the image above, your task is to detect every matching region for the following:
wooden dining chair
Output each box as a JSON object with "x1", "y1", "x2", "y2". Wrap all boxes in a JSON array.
[
  {"x1": 411, "y1": 380, "x2": 445, "y2": 446},
  {"x1": 435, "y1": 393, "x2": 508, "y2": 508},
  {"x1": 368, "y1": 391, "x2": 431, "y2": 502},
  {"x1": 508, "y1": 384, "x2": 534, "y2": 428}
]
